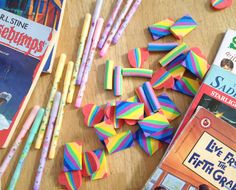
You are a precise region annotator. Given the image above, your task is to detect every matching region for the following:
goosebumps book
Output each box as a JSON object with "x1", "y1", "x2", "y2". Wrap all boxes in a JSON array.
[
  {"x1": 144, "y1": 107, "x2": 236, "y2": 190},
  {"x1": 0, "y1": 9, "x2": 55, "y2": 148},
  {"x1": 0, "y1": 0, "x2": 66, "y2": 73}
]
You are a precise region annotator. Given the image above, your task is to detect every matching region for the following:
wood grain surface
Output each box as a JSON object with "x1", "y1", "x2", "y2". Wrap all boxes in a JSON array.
[{"x1": 1, "y1": 0, "x2": 236, "y2": 189}]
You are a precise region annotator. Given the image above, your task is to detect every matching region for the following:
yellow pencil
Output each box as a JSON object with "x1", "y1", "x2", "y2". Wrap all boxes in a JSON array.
[
  {"x1": 35, "y1": 54, "x2": 66, "y2": 149},
  {"x1": 67, "y1": 13, "x2": 91, "y2": 103},
  {"x1": 48, "y1": 61, "x2": 74, "y2": 159}
]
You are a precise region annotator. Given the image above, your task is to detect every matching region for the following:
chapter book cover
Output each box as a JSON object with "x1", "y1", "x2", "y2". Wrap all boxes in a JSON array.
[
  {"x1": 0, "y1": 0, "x2": 66, "y2": 73},
  {"x1": 144, "y1": 107, "x2": 236, "y2": 190},
  {"x1": 0, "y1": 8, "x2": 54, "y2": 148}
]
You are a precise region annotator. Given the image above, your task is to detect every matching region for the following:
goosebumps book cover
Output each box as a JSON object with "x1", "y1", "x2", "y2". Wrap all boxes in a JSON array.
[
  {"x1": 0, "y1": 8, "x2": 54, "y2": 148},
  {"x1": 144, "y1": 107, "x2": 236, "y2": 190},
  {"x1": 0, "y1": 0, "x2": 66, "y2": 72}
]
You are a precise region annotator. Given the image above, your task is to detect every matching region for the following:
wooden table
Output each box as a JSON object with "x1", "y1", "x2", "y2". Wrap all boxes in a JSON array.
[{"x1": 1, "y1": 0, "x2": 236, "y2": 189}]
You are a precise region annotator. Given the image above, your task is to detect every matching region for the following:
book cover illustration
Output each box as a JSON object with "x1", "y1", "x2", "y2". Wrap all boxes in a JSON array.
[
  {"x1": 144, "y1": 107, "x2": 236, "y2": 190},
  {"x1": 0, "y1": 0, "x2": 66, "y2": 72},
  {"x1": 0, "y1": 8, "x2": 53, "y2": 148}
]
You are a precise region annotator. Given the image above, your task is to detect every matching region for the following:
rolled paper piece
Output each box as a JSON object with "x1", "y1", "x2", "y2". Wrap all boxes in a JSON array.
[
  {"x1": 113, "y1": 66, "x2": 123, "y2": 96},
  {"x1": 94, "y1": 120, "x2": 117, "y2": 141},
  {"x1": 122, "y1": 68, "x2": 153, "y2": 78},
  {"x1": 211, "y1": 0, "x2": 232, "y2": 10},
  {"x1": 99, "y1": 0, "x2": 134, "y2": 57},
  {"x1": 33, "y1": 92, "x2": 61, "y2": 190},
  {"x1": 91, "y1": 149, "x2": 109, "y2": 180},
  {"x1": 116, "y1": 101, "x2": 144, "y2": 120},
  {"x1": 104, "y1": 130, "x2": 135, "y2": 154},
  {"x1": 138, "y1": 112, "x2": 170, "y2": 137},
  {"x1": 77, "y1": 0, "x2": 103, "y2": 85},
  {"x1": 104, "y1": 60, "x2": 114, "y2": 90},
  {"x1": 49, "y1": 62, "x2": 74, "y2": 159},
  {"x1": 63, "y1": 141, "x2": 82, "y2": 172},
  {"x1": 135, "y1": 129, "x2": 162, "y2": 156},
  {"x1": 35, "y1": 54, "x2": 66, "y2": 149},
  {"x1": 170, "y1": 15, "x2": 197, "y2": 39},
  {"x1": 166, "y1": 53, "x2": 186, "y2": 79},
  {"x1": 149, "y1": 126, "x2": 174, "y2": 144},
  {"x1": 172, "y1": 77, "x2": 200, "y2": 97},
  {"x1": 112, "y1": 0, "x2": 142, "y2": 44},
  {"x1": 148, "y1": 18, "x2": 174, "y2": 40},
  {"x1": 135, "y1": 86, "x2": 153, "y2": 116},
  {"x1": 82, "y1": 104, "x2": 104, "y2": 127},
  {"x1": 157, "y1": 93, "x2": 181, "y2": 121},
  {"x1": 0, "y1": 106, "x2": 40, "y2": 179},
  {"x1": 159, "y1": 43, "x2": 188, "y2": 67},
  {"x1": 58, "y1": 170, "x2": 82, "y2": 190},
  {"x1": 104, "y1": 104, "x2": 124, "y2": 129},
  {"x1": 181, "y1": 47, "x2": 210, "y2": 79},
  {"x1": 8, "y1": 108, "x2": 45, "y2": 190},
  {"x1": 150, "y1": 67, "x2": 174, "y2": 90},
  {"x1": 98, "y1": 0, "x2": 124, "y2": 49},
  {"x1": 148, "y1": 42, "x2": 178, "y2": 52},
  {"x1": 127, "y1": 48, "x2": 149, "y2": 68},
  {"x1": 82, "y1": 151, "x2": 100, "y2": 177},
  {"x1": 142, "y1": 82, "x2": 161, "y2": 113},
  {"x1": 67, "y1": 13, "x2": 92, "y2": 103}
]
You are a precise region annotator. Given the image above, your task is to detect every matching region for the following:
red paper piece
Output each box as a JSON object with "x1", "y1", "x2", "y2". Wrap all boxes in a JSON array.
[
  {"x1": 58, "y1": 170, "x2": 82, "y2": 190},
  {"x1": 211, "y1": 0, "x2": 232, "y2": 10},
  {"x1": 82, "y1": 104, "x2": 104, "y2": 127},
  {"x1": 104, "y1": 104, "x2": 124, "y2": 129},
  {"x1": 124, "y1": 119, "x2": 137, "y2": 126},
  {"x1": 82, "y1": 151, "x2": 100, "y2": 177},
  {"x1": 128, "y1": 48, "x2": 149, "y2": 68}
]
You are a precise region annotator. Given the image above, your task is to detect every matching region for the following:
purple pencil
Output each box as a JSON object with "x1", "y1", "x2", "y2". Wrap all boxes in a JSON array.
[
  {"x1": 98, "y1": 0, "x2": 124, "y2": 49},
  {"x1": 112, "y1": 0, "x2": 142, "y2": 44},
  {"x1": 76, "y1": 0, "x2": 103, "y2": 85},
  {"x1": 33, "y1": 92, "x2": 61, "y2": 190}
]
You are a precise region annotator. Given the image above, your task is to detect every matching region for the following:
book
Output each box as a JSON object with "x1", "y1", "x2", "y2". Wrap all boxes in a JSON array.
[
  {"x1": 212, "y1": 29, "x2": 236, "y2": 74},
  {"x1": 0, "y1": 0, "x2": 67, "y2": 73},
  {"x1": 0, "y1": 8, "x2": 55, "y2": 148},
  {"x1": 144, "y1": 107, "x2": 236, "y2": 190}
]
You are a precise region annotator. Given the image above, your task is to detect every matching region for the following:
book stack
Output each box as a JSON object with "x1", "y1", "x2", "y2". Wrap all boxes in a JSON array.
[{"x1": 144, "y1": 29, "x2": 236, "y2": 190}]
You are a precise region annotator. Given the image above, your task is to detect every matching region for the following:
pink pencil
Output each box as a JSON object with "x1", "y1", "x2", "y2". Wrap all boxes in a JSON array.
[
  {"x1": 0, "y1": 106, "x2": 40, "y2": 179},
  {"x1": 75, "y1": 18, "x2": 104, "y2": 108},
  {"x1": 99, "y1": 0, "x2": 134, "y2": 57},
  {"x1": 112, "y1": 0, "x2": 142, "y2": 44},
  {"x1": 98, "y1": 0, "x2": 124, "y2": 49}
]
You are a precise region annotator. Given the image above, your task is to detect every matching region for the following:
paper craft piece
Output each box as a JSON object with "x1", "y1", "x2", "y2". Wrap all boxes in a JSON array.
[
  {"x1": 104, "y1": 130, "x2": 135, "y2": 154},
  {"x1": 114, "y1": 66, "x2": 123, "y2": 96},
  {"x1": 122, "y1": 68, "x2": 153, "y2": 78},
  {"x1": 104, "y1": 104, "x2": 124, "y2": 129},
  {"x1": 142, "y1": 82, "x2": 161, "y2": 113},
  {"x1": 172, "y1": 77, "x2": 200, "y2": 97},
  {"x1": 104, "y1": 60, "x2": 114, "y2": 90},
  {"x1": 128, "y1": 48, "x2": 149, "y2": 68},
  {"x1": 181, "y1": 48, "x2": 210, "y2": 79},
  {"x1": 150, "y1": 68, "x2": 174, "y2": 90},
  {"x1": 166, "y1": 53, "x2": 186, "y2": 79},
  {"x1": 116, "y1": 101, "x2": 144, "y2": 120},
  {"x1": 94, "y1": 121, "x2": 117, "y2": 141},
  {"x1": 159, "y1": 43, "x2": 188, "y2": 67},
  {"x1": 148, "y1": 18, "x2": 174, "y2": 40},
  {"x1": 58, "y1": 170, "x2": 82, "y2": 190},
  {"x1": 125, "y1": 96, "x2": 140, "y2": 125},
  {"x1": 148, "y1": 42, "x2": 178, "y2": 52},
  {"x1": 63, "y1": 141, "x2": 82, "y2": 172},
  {"x1": 126, "y1": 96, "x2": 139, "y2": 103},
  {"x1": 91, "y1": 149, "x2": 109, "y2": 180},
  {"x1": 211, "y1": 0, "x2": 232, "y2": 10},
  {"x1": 82, "y1": 151, "x2": 100, "y2": 177},
  {"x1": 82, "y1": 104, "x2": 104, "y2": 127},
  {"x1": 138, "y1": 113, "x2": 170, "y2": 137},
  {"x1": 170, "y1": 15, "x2": 197, "y2": 39},
  {"x1": 157, "y1": 93, "x2": 181, "y2": 121},
  {"x1": 135, "y1": 129, "x2": 162, "y2": 156},
  {"x1": 149, "y1": 126, "x2": 174, "y2": 144}
]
